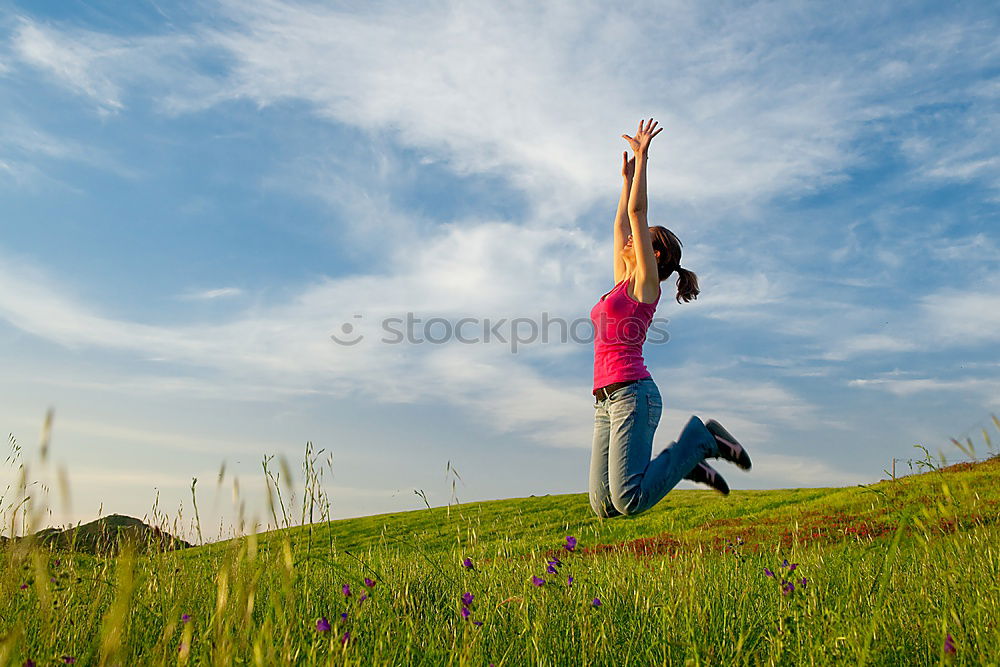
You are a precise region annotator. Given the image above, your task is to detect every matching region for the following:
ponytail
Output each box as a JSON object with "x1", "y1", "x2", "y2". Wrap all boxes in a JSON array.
[
  {"x1": 649, "y1": 225, "x2": 700, "y2": 303},
  {"x1": 674, "y1": 266, "x2": 699, "y2": 303}
]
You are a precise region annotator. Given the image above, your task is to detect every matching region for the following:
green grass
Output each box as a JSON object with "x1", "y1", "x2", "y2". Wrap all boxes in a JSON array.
[{"x1": 2, "y1": 456, "x2": 999, "y2": 665}]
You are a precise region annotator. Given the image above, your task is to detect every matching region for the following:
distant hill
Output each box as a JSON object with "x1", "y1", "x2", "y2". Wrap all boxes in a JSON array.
[{"x1": 24, "y1": 514, "x2": 191, "y2": 556}]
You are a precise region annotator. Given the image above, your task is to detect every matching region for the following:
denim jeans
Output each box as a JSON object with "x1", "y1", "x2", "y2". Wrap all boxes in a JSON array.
[{"x1": 588, "y1": 377, "x2": 719, "y2": 518}]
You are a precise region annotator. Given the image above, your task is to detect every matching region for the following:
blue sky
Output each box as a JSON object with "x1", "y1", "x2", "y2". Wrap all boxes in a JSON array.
[{"x1": 1, "y1": 0, "x2": 998, "y2": 538}]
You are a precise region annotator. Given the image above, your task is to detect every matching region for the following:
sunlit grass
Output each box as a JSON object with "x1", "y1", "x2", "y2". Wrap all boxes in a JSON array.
[{"x1": 1, "y1": 418, "x2": 999, "y2": 665}]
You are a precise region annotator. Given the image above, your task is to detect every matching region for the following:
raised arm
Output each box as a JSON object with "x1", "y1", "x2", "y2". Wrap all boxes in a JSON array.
[
  {"x1": 613, "y1": 151, "x2": 635, "y2": 284},
  {"x1": 622, "y1": 118, "x2": 664, "y2": 303}
]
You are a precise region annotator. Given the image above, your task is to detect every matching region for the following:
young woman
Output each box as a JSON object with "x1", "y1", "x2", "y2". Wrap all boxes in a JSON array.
[{"x1": 588, "y1": 118, "x2": 753, "y2": 518}]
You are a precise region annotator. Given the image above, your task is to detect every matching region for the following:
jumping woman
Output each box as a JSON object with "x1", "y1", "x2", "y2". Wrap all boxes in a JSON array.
[{"x1": 588, "y1": 118, "x2": 753, "y2": 518}]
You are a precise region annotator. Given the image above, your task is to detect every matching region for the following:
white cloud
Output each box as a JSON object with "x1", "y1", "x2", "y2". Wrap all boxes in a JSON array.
[
  {"x1": 13, "y1": 1, "x2": 984, "y2": 218},
  {"x1": 646, "y1": 360, "x2": 825, "y2": 448},
  {"x1": 178, "y1": 287, "x2": 244, "y2": 301},
  {"x1": 931, "y1": 233, "x2": 999, "y2": 262},
  {"x1": 0, "y1": 113, "x2": 132, "y2": 187},
  {"x1": 750, "y1": 452, "x2": 862, "y2": 488},
  {"x1": 921, "y1": 285, "x2": 1000, "y2": 346},
  {"x1": 0, "y1": 228, "x2": 604, "y2": 449},
  {"x1": 824, "y1": 333, "x2": 921, "y2": 360},
  {"x1": 11, "y1": 20, "x2": 125, "y2": 113},
  {"x1": 849, "y1": 376, "x2": 1000, "y2": 399},
  {"x1": 0, "y1": 226, "x2": 835, "y2": 457},
  {"x1": 53, "y1": 417, "x2": 279, "y2": 456},
  {"x1": 689, "y1": 270, "x2": 787, "y2": 319},
  {"x1": 9, "y1": 18, "x2": 221, "y2": 116},
  {"x1": 197, "y1": 0, "x2": 870, "y2": 215}
]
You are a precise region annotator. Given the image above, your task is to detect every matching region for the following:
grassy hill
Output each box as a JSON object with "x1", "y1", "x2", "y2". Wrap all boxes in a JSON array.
[
  {"x1": 232, "y1": 455, "x2": 1000, "y2": 562},
  {"x1": 2, "y1": 456, "x2": 998, "y2": 665},
  {"x1": 30, "y1": 514, "x2": 191, "y2": 555}
]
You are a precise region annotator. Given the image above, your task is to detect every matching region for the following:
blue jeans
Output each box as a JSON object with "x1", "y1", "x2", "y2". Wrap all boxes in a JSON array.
[{"x1": 588, "y1": 377, "x2": 719, "y2": 518}]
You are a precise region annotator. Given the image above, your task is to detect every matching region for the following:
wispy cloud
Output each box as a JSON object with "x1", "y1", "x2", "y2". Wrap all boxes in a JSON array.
[
  {"x1": 0, "y1": 236, "x2": 604, "y2": 448},
  {"x1": 13, "y1": 2, "x2": 992, "y2": 216},
  {"x1": 750, "y1": 453, "x2": 862, "y2": 488},
  {"x1": 0, "y1": 113, "x2": 131, "y2": 188},
  {"x1": 178, "y1": 287, "x2": 244, "y2": 301},
  {"x1": 8, "y1": 17, "x2": 222, "y2": 116},
  {"x1": 649, "y1": 360, "x2": 827, "y2": 448},
  {"x1": 849, "y1": 375, "x2": 1000, "y2": 410},
  {"x1": 921, "y1": 284, "x2": 1000, "y2": 347},
  {"x1": 931, "y1": 233, "x2": 999, "y2": 262},
  {"x1": 848, "y1": 376, "x2": 1000, "y2": 397},
  {"x1": 11, "y1": 20, "x2": 126, "y2": 113}
]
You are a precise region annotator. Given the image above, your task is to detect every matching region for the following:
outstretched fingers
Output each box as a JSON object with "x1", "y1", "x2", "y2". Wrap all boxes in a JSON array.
[{"x1": 623, "y1": 118, "x2": 664, "y2": 153}]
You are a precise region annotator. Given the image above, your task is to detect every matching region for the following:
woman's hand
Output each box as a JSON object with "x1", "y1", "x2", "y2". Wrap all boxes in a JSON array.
[
  {"x1": 621, "y1": 151, "x2": 635, "y2": 181},
  {"x1": 622, "y1": 118, "x2": 664, "y2": 156}
]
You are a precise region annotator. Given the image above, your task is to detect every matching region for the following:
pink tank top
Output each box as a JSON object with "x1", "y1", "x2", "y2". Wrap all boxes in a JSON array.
[{"x1": 590, "y1": 276, "x2": 660, "y2": 391}]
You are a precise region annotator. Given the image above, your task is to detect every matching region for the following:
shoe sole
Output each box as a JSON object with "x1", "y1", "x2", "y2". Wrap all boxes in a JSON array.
[
  {"x1": 705, "y1": 419, "x2": 752, "y2": 471},
  {"x1": 685, "y1": 462, "x2": 730, "y2": 495}
]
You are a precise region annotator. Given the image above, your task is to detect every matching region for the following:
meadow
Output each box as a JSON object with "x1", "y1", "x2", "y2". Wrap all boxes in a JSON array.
[{"x1": 2, "y1": 432, "x2": 999, "y2": 666}]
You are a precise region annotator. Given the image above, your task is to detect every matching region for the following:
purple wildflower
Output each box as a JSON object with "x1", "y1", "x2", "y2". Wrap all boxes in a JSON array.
[
  {"x1": 800, "y1": 577, "x2": 807, "y2": 588},
  {"x1": 591, "y1": 598, "x2": 602, "y2": 607},
  {"x1": 782, "y1": 582, "x2": 795, "y2": 595},
  {"x1": 364, "y1": 577, "x2": 376, "y2": 588},
  {"x1": 342, "y1": 584, "x2": 351, "y2": 597},
  {"x1": 54, "y1": 560, "x2": 60, "y2": 567},
  {"x1": 564, "y1": 536, "x2": 577, "y2": 552},
  {"x1": 23, "y1": 660, "x2": 35, "y2": 667},
  {"x1": 788, "y1": 563, "x2": 798, "y2": 572},
  {"x1": 944, "y1": 634, "x2": 956, "y2": 655},
  {"x1": 49, "y1": 577, "x2": 56, "y2": 584},
  {"x1": 316, "y1": 617, "x2": 331, "y2": 633},
  {"x1": 764, "y1": 568, "x2": 775, "y2": 578},
  {"x1": 531, "y1": 576, "x2": 546, "y2": 587},
  {"x1": 473, "y1": 620, "x2": 483, "y2": 627},
  {"x1": 461, "y1": 592, "x2": 474, "y2": 607},
  {"x1": 61, "y1": 658, "x2": 76, "y2": 665},
  {"x1": 462, "y1": 557, "x2": 474, "y2": 569},
  {"x1": 567, "y1": 576, "x2": 574, "y2": 587},
  {"x1": 359, "y1": 593, "x2": 368, "y2": 603},
  {"x1": 340, "y1": 631, "x2": 351, "y2": 646},
  {"x1": 181, "y1": 613, "x2": 191, "y2": 623},
  {"x1": 340, "y1": 612, "x2": 348, "y2": 621},
  {"x1": 549, "y1": 557, "x2": 562, "y2": 568},
  {"x1": 461, "y1": 606, "x2": 470, "y2": 619},
  {"x1": 781, "y1": 559, "x2": 789, "y2": 568},
  {"x1": 546, "y1": 564, "x2": 558, "y2": 574},
  {"x1": 19, "y1": 583, "x2": 28, "y2": 590}
]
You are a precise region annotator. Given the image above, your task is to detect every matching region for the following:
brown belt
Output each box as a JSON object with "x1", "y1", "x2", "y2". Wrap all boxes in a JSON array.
[{"x1": 593, "y1": 379, "x2": 637, "y2": 401}]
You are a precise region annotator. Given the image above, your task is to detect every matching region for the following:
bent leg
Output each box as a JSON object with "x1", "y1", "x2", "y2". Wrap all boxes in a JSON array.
[{"x1": 608, "y1": 381, "x2": 718, "y2": 516}]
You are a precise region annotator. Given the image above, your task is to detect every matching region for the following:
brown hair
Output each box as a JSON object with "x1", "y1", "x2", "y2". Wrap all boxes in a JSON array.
[{"x1": 649, "y1": 226, "x2": 699, "y2": 303}]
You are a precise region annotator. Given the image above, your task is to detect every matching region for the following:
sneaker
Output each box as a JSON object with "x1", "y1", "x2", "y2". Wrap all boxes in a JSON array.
[
  {"x1": 705, "y1": 419, "x2": 752, "y2": 470},
  {"x1": 685, "y1": 461, "x2": 730, "y2": 495}
]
